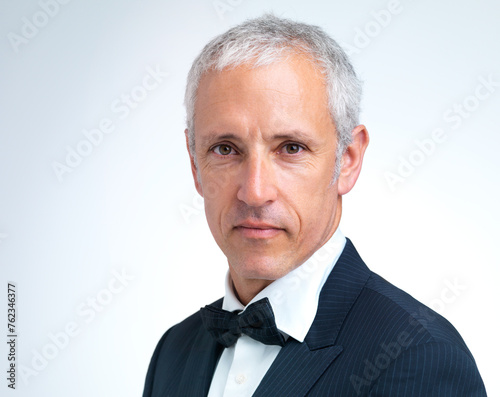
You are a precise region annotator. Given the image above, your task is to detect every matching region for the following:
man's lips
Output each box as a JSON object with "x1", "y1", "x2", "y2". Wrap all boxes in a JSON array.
[{"x1": 234, "y1": 221, "x2": 284, "y2": 239}]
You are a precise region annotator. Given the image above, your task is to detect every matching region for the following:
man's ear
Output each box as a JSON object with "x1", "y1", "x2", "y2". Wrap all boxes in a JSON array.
[
  {"x1": 337, "y1": 124, "x2": 369, "y2": 195},
  {"x1": 185, "y1": 129, "x2": 203, "y2": 197}
]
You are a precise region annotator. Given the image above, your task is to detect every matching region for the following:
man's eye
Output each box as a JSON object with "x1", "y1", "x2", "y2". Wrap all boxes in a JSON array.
[
  {"x1": 282, "y1": 143, "x2": 303, "y2": 154},
  {"x1": 213, "y1": 144, "x2": 235, "y2": 155}
]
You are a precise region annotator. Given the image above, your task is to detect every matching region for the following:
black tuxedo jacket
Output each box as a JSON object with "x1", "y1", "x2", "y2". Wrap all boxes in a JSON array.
[{"x1": 143, "y1": 239, "x2": 486, "y2": 396}]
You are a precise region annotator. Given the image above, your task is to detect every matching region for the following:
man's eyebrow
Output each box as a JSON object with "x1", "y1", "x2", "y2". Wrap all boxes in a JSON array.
[
  {"x1": 270, "y1": 131, "x2": 318, "y2": 143},
  {"x1": 200, "y1": 130, "x2": 319, "y2": 145},
  {"x1": 199, "y1": 132, "x2": 241, "y2": 146}
]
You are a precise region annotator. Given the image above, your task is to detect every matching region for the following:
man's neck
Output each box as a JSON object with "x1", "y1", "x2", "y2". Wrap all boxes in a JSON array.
[{"x1": 229, "y1": 275, "x2": 273, "y2": 306}]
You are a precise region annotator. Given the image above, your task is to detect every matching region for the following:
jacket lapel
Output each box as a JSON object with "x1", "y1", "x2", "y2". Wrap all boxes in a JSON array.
[
  {"x1": 253, "y1": 339, "x2": 343, "y2": 396},
  {"x1": 176, "y1": 300, "x2": 224, "y2": 396},
  {"x1": 254, "y1": 239, "x2": 371, "y2": 397}
]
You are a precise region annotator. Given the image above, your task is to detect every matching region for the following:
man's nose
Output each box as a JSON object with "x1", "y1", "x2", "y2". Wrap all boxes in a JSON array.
[{"x1": 236, "y1": 155, "x2": 278, "y2": 207}]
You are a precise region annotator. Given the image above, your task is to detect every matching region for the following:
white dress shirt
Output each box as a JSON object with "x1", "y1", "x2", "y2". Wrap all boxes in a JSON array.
[{"x1": 207, "y1": 229, "x2": 346, "y2": 397}]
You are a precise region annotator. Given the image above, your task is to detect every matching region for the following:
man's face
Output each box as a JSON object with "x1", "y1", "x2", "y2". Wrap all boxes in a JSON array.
[{"x1": 189, "y1": 55, "x2": 342, "y2": 292}]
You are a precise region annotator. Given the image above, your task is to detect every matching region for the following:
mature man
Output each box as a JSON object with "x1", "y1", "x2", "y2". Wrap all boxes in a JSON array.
[{"x1": 143, "y1": 15, "x2": 486, "y2": 396}]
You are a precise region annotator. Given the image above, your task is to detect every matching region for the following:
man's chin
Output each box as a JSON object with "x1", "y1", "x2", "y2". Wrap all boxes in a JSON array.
[{"x1": 229, "y1": 256, "x2": 292, "y2": 283}]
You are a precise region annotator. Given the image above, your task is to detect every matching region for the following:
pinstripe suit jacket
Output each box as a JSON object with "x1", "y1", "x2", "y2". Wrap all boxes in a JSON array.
[{"x1": 143, "y1": 239, "x2": 486, "y2": 396}]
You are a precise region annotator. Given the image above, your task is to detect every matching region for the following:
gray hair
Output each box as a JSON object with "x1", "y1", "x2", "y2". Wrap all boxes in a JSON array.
[{"x1": 184, "y1": 14, "x2": 362, "y2": 181}]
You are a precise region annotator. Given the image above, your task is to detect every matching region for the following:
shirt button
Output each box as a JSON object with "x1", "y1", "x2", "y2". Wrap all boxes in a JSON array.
[{"x1": 235, "y1": 374, "x2": 247, "y2": 384}]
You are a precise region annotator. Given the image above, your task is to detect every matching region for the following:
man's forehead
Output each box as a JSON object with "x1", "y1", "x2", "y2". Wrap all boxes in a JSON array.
[
  {"x1": 197, "y1": 54, "x2": 326, "y2": 96},
  {"x1": 195, "y1": 58, "x2": 329, "y2": 118}
]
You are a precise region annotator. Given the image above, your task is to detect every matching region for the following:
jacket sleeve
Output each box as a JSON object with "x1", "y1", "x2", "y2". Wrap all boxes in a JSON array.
[{"x1": 368, "y1": 342, "x2": 487, "y2": 396}]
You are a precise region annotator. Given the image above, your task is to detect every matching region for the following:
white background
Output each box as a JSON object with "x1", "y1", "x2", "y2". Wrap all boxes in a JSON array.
[{"x1": 1, "y1": 0, "x2": 498, "y2": 395}]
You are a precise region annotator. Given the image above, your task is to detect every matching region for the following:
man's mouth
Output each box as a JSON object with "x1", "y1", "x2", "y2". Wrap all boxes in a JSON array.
[{"x1": 234, "y1": 221, "x2": 284, "y2": 239}]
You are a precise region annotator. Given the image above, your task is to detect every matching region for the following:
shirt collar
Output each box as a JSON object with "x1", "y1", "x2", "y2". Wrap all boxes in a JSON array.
[{"x1": 222, "y1": 229, "x2": 346, "y2": 343}]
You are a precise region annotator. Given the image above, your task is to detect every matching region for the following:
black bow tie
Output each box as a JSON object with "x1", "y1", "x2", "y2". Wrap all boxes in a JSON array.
[{"x1": 200, "y1": 297, "x2": 285, "y2": 348}]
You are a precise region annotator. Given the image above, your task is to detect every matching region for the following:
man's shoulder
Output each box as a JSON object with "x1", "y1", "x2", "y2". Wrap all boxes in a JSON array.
[
  {"x1": 336, "y1": 269, "x2": 486, "y2": 396},
  {"x1": 352, "y1": 269, "x2": 474, "y2": 358},
  {"x1": 324, "y1": 248, "x2": 486, "y2": 395},
  {"x1": 334, "y1": 240, "x2": 472, "y2": 355},
  {"x1": 145, "y1": 298, "x2": 223, "y2": 378},
  {"x1": 143, "y1": 298, "x2": 224, "y2": 397}
]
